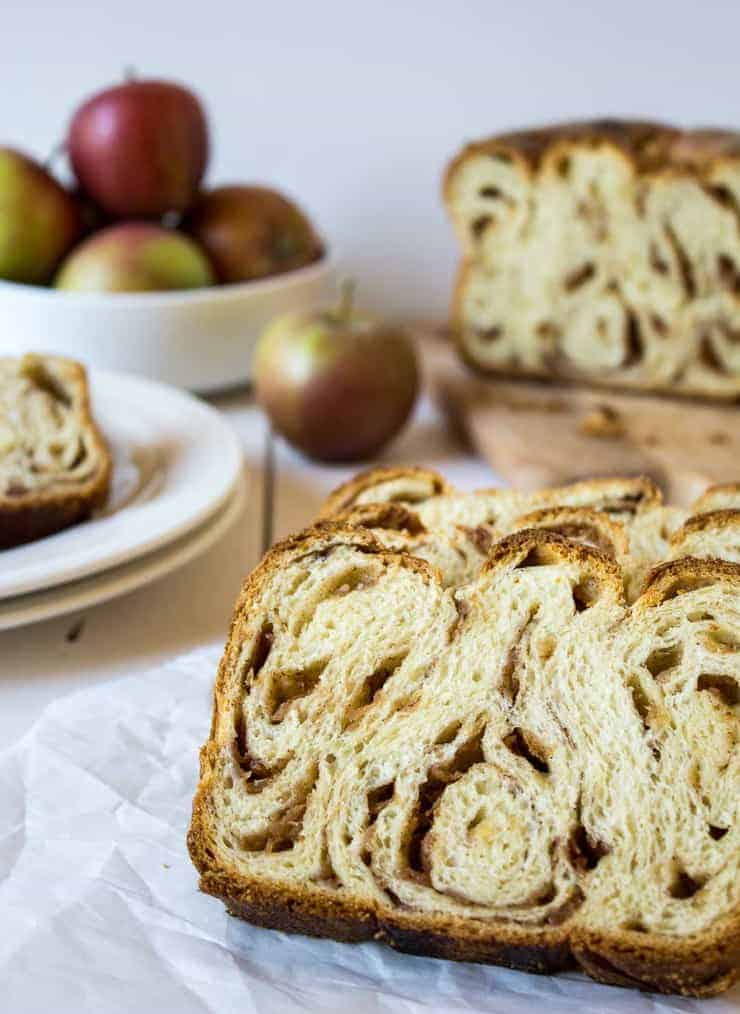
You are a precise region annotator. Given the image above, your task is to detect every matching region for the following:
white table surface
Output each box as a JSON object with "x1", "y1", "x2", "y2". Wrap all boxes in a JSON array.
[{"x1": 0, "y1": 389, "x2": 497, "y2": 751}]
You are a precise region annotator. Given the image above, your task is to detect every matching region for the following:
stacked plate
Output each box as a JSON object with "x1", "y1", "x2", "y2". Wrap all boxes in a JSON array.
[{"x1": 0, "y1": 369, "x2": 245, "y2": 630}]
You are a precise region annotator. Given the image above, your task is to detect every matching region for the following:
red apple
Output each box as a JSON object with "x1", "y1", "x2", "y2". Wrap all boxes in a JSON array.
[
  {"x1": 254, "y1": 286, "x2": 419, "y2": 461},
  {"x1": 68, "y1": 79, "x2": 209, "y2": 218},
  {"x1": 183, "y1": 185, "x2": 323, "y2": 283},
  {"x1": 0, "y1": 148, "x2": 82, "y2": 284},
  {"x1": 54, "y1": 222, "x2": 214, "y2": 292}
]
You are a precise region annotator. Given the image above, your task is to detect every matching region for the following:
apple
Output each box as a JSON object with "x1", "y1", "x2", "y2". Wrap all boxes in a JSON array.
[
  {"x1": 183, "y1": 185, "x2": 323, "y2": 284},
  {"x1": 68, "y1": 79, "x2": 209, "y2": 218},
  {"x1": 0, "y1": 148, "x2": 82, "y2": 284},
  {"x1": 55, "y1": 222, "x2": 214, "y2": 292},
  {"x1": 254, "y1": 285, "x2": 419, "y2": 462}
]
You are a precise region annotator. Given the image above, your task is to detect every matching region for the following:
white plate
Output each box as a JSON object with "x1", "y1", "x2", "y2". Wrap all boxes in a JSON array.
[
  {"x1": 0, "y1": 478, "x2": 246, "y2": 631},
  {"x1": 0, "y1": 368, "x2": 244, "y2": 600}
]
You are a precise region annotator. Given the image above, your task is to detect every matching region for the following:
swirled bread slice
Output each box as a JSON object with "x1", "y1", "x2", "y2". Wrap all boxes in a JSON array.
[
  {"x1": 0, "y1": 354, "x2": 111, "y2": 548},
  {"x1": 189, "y1": 525, "x2": 739, "y2": 995},
  {"x1": 319, "y1": 467, "x2": 685, "y2": 601},
  {"x1": 445, "y1": 120, "x2": 740, "y2": 399}
]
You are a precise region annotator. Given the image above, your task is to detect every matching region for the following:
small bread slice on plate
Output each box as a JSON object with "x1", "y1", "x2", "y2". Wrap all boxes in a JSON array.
[{"x1": 0, "y1": 354, "x2": 111, "y2": 549}]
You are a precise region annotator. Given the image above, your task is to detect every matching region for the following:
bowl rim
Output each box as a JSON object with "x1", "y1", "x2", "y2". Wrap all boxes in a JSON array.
[{"x1": 0, "y1": 250, "x2": 332, "y2": 307}]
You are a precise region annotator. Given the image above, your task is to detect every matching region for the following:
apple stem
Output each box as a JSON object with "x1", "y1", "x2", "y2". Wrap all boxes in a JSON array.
[
  {"x1": 337, "y1": 279, "x2": 355, "y2": 324},
  {"x1": 124, "y1": 65, "x2": 138, "y2": 82}
]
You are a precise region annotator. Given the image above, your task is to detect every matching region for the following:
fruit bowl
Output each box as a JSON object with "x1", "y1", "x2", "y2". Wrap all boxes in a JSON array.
[{"x1": 0, "y1": 254, "x2": 333, "y2": 393}]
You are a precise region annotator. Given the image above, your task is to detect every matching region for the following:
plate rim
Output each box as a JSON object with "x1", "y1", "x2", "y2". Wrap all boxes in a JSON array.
[{"x1": 0, "y1": 477, "x2": 246, "y2": 631}]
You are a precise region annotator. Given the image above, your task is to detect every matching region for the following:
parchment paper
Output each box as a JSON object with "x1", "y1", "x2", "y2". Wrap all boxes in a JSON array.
[{"x1": 1, "y1": 646, "x2": 736, "y2": 1013}]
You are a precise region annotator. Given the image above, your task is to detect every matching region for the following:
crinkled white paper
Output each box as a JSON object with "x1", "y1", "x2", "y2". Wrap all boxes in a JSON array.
[{"x1": 1, "y1": 646, "x2": 737, "y2": 1014}]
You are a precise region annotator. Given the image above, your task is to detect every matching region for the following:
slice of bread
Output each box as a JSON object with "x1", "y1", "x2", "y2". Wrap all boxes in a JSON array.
[
  {"x1": 0, "y1": 354, "x2": 111, "y2": 549},
  {"x1": 444, "y1": 119, "x2": 740, "y2": 400},
  {"x1": 319, "y1": 467, "x2": 689, "y2": 601},
  {"x1": 189, "y1": 522, "x2": 739, "y2": 996}
]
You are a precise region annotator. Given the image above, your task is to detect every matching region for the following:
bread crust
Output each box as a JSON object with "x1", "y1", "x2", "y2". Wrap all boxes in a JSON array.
[
  {"x1": 443, "y1": 119, "x2": 740, "y2": 198},
  {"x1": 671, "y1": 508, "x2": 740, "y2": 540},
  {"x1": 509, "y1": 506, "x2": 630, "y2": 558},
  {"x1": 327, "y1": 502, "x2": 428, "y2": 535},
  {"x1": 190, "y1": 522, "x2": 740, "y2": 997},
  {"x1": 0, "y1": 356, "x2": 111, "y2": 549}
]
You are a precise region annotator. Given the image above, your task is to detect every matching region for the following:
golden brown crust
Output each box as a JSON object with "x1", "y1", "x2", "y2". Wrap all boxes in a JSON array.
[
  {"x1": 510, "y1": 506, "x2": 630, "y2": 558},
  {"x1": 189, "y1": 522, "x2": 740, "y2": 997},
  {"x1": 190, "y1": 849, "x2": 738, "y2": 994},
  {"x1": 0, "y1": 486, "x2": 109, "y2": 550},
  {"x1": 328, "y1": 502, "x2": 428, "y2": 535},
  {"x1": 0, "y1": 357, "x2": 111, "y2": 549},
  {"x1": 192, "y1": 865, "x2": 575, "y2": 974},
  {"x1": 671, "y1": 508, "x2": 740, "y2": 541},
  {"x1": 444, "y1": 119, "x2": 740, "y2": 200},
  {"x1": 638, "y1": 554, "x2": 740, "y2": 609},
  {"x1": 572, "y1": 923, "x2": 740, "y2": 997}
]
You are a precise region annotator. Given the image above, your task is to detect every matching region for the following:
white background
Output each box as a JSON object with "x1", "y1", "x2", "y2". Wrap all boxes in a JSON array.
[{"x1": 3, "y1": 0, "x2": 739, "y2": 318}]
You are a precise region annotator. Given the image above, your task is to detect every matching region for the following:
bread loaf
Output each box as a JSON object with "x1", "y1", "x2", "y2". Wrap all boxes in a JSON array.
[
  {"x1": 445, "y1": 120, "x2": 740, "y2": 399},
  {"x1": 190, "y1": 474, "x2": 740, "y2": 996},
  {"x1": 0, "y1": 354, "x2": 111, "y2": 548}
]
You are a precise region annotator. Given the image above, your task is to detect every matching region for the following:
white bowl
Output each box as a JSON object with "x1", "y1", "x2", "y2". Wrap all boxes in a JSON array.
[{"x1": 0, "y1": 256, "x2": 333, "y2": 392}]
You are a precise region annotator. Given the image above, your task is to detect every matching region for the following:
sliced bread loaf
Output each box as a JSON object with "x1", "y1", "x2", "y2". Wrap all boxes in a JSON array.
[
  {"x1": 445, "y1": 120, "x2": 740, "y2": 399},
  {"x1": 189, "y1": 522, "x2": 739, "y2": 995}
]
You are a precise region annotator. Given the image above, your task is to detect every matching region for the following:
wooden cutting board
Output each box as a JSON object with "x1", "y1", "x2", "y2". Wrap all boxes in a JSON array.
[{"x1": 420, "y1": 331, "x2": 739, "y2": 507}]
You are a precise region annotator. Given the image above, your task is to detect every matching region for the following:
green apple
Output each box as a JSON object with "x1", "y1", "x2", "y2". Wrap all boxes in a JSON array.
[
  {"x1": 55, "y1": 222, "x2": 214, "y2": 292},
  {"x1": 0, "y1": 147, "x2": 83, "y2": 284}
]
